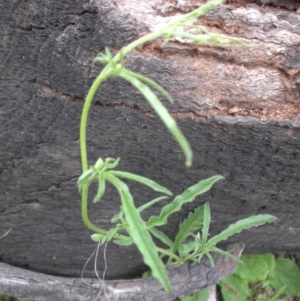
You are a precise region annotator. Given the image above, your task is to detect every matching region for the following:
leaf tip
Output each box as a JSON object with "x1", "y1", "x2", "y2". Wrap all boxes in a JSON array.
[{"x1": 185, "y1": 161, "x2": 192, "y2": 168}]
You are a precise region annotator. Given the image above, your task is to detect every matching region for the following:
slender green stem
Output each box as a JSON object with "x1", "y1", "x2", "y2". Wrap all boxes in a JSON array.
[
  {"x1": 80, "y1": 67, "x2": 109, "y2": 172},
  {"x1": 81, "y1": 182, "x2": 129, "y2": 240},
  {"x1": 156, "y1": 247, "x2": 183, "y2": 264}
]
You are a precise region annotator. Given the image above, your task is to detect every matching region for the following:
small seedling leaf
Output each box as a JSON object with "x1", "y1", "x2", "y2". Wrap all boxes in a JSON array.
[{"x1": 103, "y1": 157, "x2": 120, "y2": 171}]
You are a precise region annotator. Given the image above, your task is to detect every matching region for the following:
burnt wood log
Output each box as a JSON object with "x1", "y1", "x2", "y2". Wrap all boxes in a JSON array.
[
  {"x1": 0, "y1": 0, "x2": 300, "y2": 296},
  {"x1": 0, "y1": 244, "x2": 243, "y2": 301}
]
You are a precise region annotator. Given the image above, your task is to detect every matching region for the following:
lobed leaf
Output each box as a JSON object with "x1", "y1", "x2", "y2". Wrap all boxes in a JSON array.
[
  {"x1": 174, "y1": 204, "x2": 205, "y2": 252},
  {"x1": 146, "y1": 176, "x2": 224, "y2": 229},
  {"x1": 207, "y1": 214, "x2": 277, "y2": 246},
  {"x1": 106, "y1": 173, "x2": 171, "y2": 292},
  {"x1": 110, "y1": 170, "x2": 172, "y2": 196}
]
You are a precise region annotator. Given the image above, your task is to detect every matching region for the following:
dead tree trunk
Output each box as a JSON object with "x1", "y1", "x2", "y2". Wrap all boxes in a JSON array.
[
  {"x1": 0, "y1": 245, "x2": 242, "y2": 301},
  {"x1": 0, "y1": 0, "x2": 300, "y2": 298}
]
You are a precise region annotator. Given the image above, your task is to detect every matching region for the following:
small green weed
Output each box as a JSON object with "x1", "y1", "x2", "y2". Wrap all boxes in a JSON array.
[
  {"x1": 219, "y1": 253, "x2": 300, "y2": 301},
  {"x1": 78, "y1": 0, "x2": 275, "y2": 293},
  {"x1": 180, "y1": 288, "x2": 210, "y2": 301}
]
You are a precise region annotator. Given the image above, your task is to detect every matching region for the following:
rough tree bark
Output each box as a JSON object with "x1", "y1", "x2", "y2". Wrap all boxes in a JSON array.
[
  {"x1": 0, "y1": 245, "x2": 243, "y2": 301},
  {"x1": 0, "y1": 0, "x2": 300, "y2": 298}
]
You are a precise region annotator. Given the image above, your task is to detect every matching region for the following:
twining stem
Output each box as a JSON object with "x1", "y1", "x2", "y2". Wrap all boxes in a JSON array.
[
  {"x1": 80, "y1": 0, "x2": 226, "y2": 171},
  {"x1": 79, "y1": 0, "x2": 226, "y2": 236},
  {"x1": 156, "y1": 247, "x2": 183, "y2": 264},
  {"x1": 81, "y1": 182, "x2": 129, "y2": 240}
]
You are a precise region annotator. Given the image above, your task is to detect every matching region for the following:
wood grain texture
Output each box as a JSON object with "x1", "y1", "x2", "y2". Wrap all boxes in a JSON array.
[{"x1": 0, "y1": 0, "x2": 300, "y2": 287}]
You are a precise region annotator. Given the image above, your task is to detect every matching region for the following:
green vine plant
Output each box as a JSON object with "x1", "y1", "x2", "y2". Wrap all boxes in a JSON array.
[{"x1": 78, "y1": 0, "x2": 277, "y2": 293}]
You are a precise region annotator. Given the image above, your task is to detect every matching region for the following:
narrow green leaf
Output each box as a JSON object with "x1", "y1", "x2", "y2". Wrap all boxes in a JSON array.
[
  {"x1": 146, "y1": 176, "x2": 224, "y2": 228},
  {"x1": 138, "y1": 196, "x2": 169, "y2": 213},
  {"x1": 174, "y1": 204, "x2": 205, "y2": 251},
  {"x1": 202, "y1": 202, "x2": 210, "y2": 243},
  {"x1": 106, "y1": 174, "x2": 171, "y2": 292},
  {"x1": 207, "y1": 215, "x2": 277, "y2": 246},
  {"x1": 124, "y1": 69, "x2": 173, "y2": 103},
  {"x1": 110, "y1": 170, "x2": 173, "y2": 196},
  {"x1": 92, "y1": 172, "x2": 106, "y2": 203},
  {"x1": 119, "y1": 71, "x2": 192, "y2": 167},
  {"x1": 149, "y1": 228, "x2": 174, "y2": 249}
]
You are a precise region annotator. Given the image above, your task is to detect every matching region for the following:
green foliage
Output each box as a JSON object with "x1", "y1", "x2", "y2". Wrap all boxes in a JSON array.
[
  {"x1": 175, "y1": 203, "x2": 276, "y2": 266},
  {"x1": 181, "y1": 288, "x2": 209, "y2": 301},
  {"x1": 219, "y1": 254, "x2": 300, "y2": 301},
  {"x1": 77, "y1": 0, "x2": 275, "y2": 293}
]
